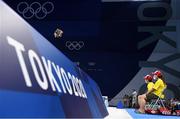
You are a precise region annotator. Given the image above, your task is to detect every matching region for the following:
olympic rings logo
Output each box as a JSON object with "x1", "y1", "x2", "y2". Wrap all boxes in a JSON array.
[
  {"x1": 17, "y1": 2, "x2": 54, "y2": 19},
  {"x1": 66, "y1": 41, "x2": 84, "y2": 50}
]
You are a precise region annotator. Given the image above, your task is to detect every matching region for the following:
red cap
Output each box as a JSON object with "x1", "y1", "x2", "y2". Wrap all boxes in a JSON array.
[
  {"x1": 144, "y1": 75, "x2": 153, "y2": 81},
  {"x1": 152, "y1": 70, "x2": 162, "y2": 77}
]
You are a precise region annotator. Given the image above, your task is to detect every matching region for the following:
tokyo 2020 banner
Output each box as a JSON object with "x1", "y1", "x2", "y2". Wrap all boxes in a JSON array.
[{"x1": 0, "y1": 1, "x2": 108, "y2": 118}]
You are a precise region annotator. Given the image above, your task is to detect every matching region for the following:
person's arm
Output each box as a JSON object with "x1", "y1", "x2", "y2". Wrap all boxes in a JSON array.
[
  {"x1": 145, "y1": 88, "x2": 155, "y2": 96},
  {"x1": 145, "y1": 82, "x2": 155, "y2": 96},
  {"x1": 146, "y1": 80, "x2": 160, "y2": 96}
]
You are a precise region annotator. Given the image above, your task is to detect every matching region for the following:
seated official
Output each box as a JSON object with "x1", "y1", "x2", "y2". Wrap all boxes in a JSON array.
[{"x1": 136, "y1": 74, "x2": 154, "y2": 114}]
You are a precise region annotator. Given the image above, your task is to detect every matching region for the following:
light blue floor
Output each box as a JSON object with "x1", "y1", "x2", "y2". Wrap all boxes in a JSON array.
[{"x1": 126, "y1": 109, "x2": 179, "y2": 119}]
